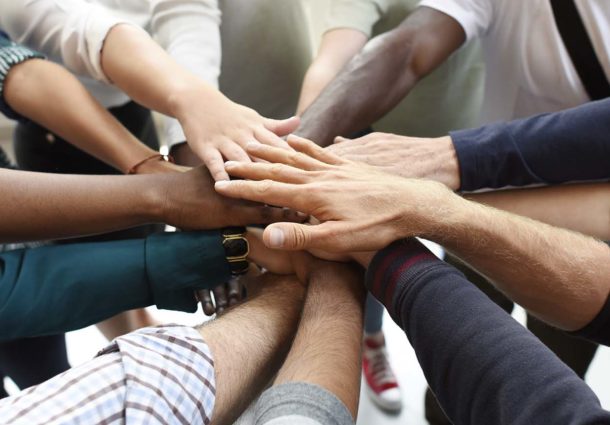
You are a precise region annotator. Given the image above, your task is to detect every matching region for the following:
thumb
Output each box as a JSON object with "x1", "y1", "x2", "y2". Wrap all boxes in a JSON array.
[
  {"x1": 263, "y1": 222, "x2": 337, "y2": 251},
  {"x1": 265, "y1": 116, "x2": 301, "y2": 136}
]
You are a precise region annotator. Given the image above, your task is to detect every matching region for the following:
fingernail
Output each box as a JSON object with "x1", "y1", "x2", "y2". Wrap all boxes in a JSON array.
[
  {"x1": 224, "y1": 161, "x2": 238, "y2": 168},
  {"x1": 268, "y1": 227, "x2": 285, "y2": 248},
  {"x1": 215, "y1": 180, "x2": 231, "y2": 189}
]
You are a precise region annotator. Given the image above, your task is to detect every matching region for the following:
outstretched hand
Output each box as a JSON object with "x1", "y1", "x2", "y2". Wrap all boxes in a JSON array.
[
  {"x1": 214, "y1": 136, "x2": 453, "y2": 253},
  {"x1": 328, "y1": 132, "x2": 461, "y2": 190},
  {"x1": 173, "y1": 89, "x2": 300, "y2": 181},
  {"x1": 155, "y1": 165, "x2": 306, "y2": 230}
]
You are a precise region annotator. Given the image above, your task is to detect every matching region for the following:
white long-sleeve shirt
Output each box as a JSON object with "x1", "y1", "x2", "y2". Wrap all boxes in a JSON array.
[{"x1": 0, "y1": 0, "x2": 311, "y2": 146}]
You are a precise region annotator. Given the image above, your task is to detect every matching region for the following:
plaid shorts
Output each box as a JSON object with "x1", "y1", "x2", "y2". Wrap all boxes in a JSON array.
[{"x1": 0, "y1": 325, "x2": 216, "y2": 424}]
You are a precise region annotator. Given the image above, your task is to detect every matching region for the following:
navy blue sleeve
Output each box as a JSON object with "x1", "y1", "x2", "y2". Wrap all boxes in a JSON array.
[
  {"x1": 451, "y1": 99, "x2": 610, "y2": 191},
  {"x1": 365, "y1": 239, "x2": 610, "y2": 425}
]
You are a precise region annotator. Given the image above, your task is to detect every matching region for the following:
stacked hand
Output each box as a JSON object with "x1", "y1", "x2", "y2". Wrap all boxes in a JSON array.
[
  {"x1": 215, "y1": 135, "x2": 456, "y2": 254},
  {"x1": 172, "y1": 87, "x2": 300, "y2": 181},
  {"x1": 328, "y1": 132, "x2": 461, "y2": 190}
]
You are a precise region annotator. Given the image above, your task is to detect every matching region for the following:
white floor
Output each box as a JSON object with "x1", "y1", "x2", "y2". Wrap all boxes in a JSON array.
[{"x1": 6, "y1": 304, "x2": 609, "y2": 425}]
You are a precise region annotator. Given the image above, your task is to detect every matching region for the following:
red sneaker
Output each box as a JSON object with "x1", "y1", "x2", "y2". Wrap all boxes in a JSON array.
[{"x1": 362, "y1": 331, "x2": 403, "y2": 412}]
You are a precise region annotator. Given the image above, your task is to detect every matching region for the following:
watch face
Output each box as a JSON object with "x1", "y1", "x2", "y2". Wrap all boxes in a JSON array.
[{"x1": 224, "y1": 238, "x2": 249, "y2": 258}]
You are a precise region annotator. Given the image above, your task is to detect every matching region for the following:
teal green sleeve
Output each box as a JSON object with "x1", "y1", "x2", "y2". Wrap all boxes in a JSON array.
[{"x1": 0, "y1": 231, "x2": 230, "y2": 341}]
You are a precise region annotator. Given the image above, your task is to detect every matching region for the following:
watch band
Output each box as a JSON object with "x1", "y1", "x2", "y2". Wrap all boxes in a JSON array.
[{"x1": 221, "y1": 227, "x2": 249, "y2": 276}]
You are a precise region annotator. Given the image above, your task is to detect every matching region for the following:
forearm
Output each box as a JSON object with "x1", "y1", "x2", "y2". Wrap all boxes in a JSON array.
[
  {"x1": 296, "y1": 29, "x2": 368, "y2": 115},
  {"x1": 4, "y1": 59, "x2": 157, "y2": 173},
  {"x1": 198, "y1": 273, "x2": 306, "y2": 425},
  {"x1": 101, "y1": 24, "x2": 225, "y2": 121},
  {"x1": 297, "y1": 25, "x2": 419, "y2": 146},
  {"x1": 467, "y1": 184, "x2": 610, "y2": 241},
  {"x1": 453, "y1": 98, "x2": 610, "y2": 191},
  {"x1": 297, "y1": 7, "x2": 462, "y2": 146},
  {"x1": 412, "y1": 191, "x2": 610, "y2": 330},
  {"x1": 0, "y1": 168, "x2": 164, "y2": 242},
  {"x1": 274, "y1": 264, "x2": 365, "y2": 418},
  {"x1": 365, "y1": 240, "x2": 610, "y2": 425},
  {"x1": 0, "y1": 231, "x2": 231, "y2": 340},
  {"x1": 0, "y1": 239, "x2": 151, "y2": 340}
]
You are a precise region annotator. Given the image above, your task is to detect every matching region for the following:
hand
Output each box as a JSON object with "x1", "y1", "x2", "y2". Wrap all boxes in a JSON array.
[
  {"x1": 134, "y1": 158, "x2": 190, "y2": 175},
  {"x1": 171, "y1": 87, "x2": 300, "y2": 181},
  {"x1": 153, "y1": 166, "x2": 306, "y2": 229},
  {"x1": 197, "y1": 278, "x2": 243, "y2": 316},
  {"x1": 214, "y1": 136, "x2": 455, "y2": 253},
  {"x1": 327, "y1": 133, "x2": 461, "y2": 190}
]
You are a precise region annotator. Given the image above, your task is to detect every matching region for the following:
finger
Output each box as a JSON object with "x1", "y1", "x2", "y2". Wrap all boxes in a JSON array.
[
  {"x1": 263, "y1": 221, "x2": 350, "y2": 252},
  {"x1": 254, "y1": 128, "x2": 292, "y2": 150},
  {"x1": 333, "y1": 136, "x2": 351, "y2": 144},
  {"x1": 200, "y1": 148, "x2": 230, "y2": 182},
  {"x1": 219, "y1": 142, "x2": 252, "y2": 163},
  {"x1": 264, "y1": 116, "x2": 301, "y2": 136},
  {"x1": 215, "y1": 179, "x2": 306, "y2": 211},
  {"x1": 239, "y1": 205, "x2": 307, "y2": 225},
  {"x1": 224, "y1": 161, "x2": 309, "y2": 184},
  {"x1": 213, "y1": 284, "x2": 229, "y2": 315},
  {"x1": 227, "y1": 278, "x2": 242, "y2": 306},
  {"x1": 287, "y1": 135, "x2": 344, "y2": 166},
  {"x1": 246, "y1": 142, "x2": 324, "y2": 171},
  {"x1": 197, "y1": 289, "x2": 216, "y2": 316}
]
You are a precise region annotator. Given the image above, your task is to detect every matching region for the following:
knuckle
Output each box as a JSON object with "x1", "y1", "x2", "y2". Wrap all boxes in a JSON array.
[{"x1": 256, "y1": 179, "x2": 274, "y2": 194}]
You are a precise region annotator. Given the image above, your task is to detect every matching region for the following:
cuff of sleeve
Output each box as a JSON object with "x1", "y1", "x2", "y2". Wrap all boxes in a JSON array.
[
  {"x1": 322, "y1": 0, "x2": 383, "y2": 38},
  {"x1": 83, "y1": 8, "x2": 144, "y2": 83},
  {"x1": 571, "y1": 293, "x2": 610, "y2": 346},
  {"x1": 365, "y1": 239, "x2": 439, "y2": 320},
  {"x1": 145, "y1": 231, "x2": 231, "y2": 312},
  {"x1": 417, "y1": 0, "x2": 480, "y2": 42},
  {"x1": 450, "y1": 128, "x2": 483, "y2": 191},
  {"x1": 0, "y1": 42, "x2": 45, "y2": 121},
  {"x1": 254, "y1": 382, "x2": 354, "y2": 425}
]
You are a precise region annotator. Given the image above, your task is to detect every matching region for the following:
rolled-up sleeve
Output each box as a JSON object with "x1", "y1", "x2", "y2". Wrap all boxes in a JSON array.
[{"x1": 0, "y1": 0, "x2": 141, "y2": 83}]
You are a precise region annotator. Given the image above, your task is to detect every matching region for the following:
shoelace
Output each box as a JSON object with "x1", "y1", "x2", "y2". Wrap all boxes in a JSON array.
[{"x1": 368, "y1": 348, "x2": 397, "y2": 386}]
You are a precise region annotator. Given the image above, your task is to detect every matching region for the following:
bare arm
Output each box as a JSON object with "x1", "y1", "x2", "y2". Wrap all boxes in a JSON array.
[
  {"x1": 467, "y1": 184, "x2": 610, "y2": 241},
  {"x1": 215, "y1": 137, "x2": 610, "y2": 332},
  {"x1": 296, "y1": 29, "x2": 368, "y2": 115},
  {"x1": 296, "y1": 7, "x2": 464, "y2": 146},
  {"x1": 4, "y1": 59, "x2": 159, "y2": 174},
  {"x1": 0, "y1": 167, "x2": 302, "y2": 243},
  {"x1": 101, "y1": 24, "x2": 299, "y2": 181}
]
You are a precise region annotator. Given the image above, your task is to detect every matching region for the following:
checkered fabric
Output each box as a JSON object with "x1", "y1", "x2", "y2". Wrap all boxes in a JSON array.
[{"x1": 0, "y1": 325, "x2": 216, "y2": 424}]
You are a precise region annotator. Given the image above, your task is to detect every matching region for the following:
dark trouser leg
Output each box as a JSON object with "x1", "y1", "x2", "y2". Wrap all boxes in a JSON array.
[
  {"x1": 425, "y1": 254, "x2": 598, "y2": 424},
  {"x1": 0, "y1": 335, "x2": 70, "y2": 397}
]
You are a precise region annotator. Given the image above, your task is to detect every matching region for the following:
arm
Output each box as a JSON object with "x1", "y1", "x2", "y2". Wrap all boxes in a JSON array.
[
  {"x1": 0, "y1": 231, "x2": 232, "y2": 340},
  {"x1": 466, "y1": 184, "x2": 610, "y2": 241},
  {"x1": 100, "y1": 24, "x2": 299, "y2": 181},
  {"x1": 329, "y1": 98, "x2": 610, "y2": 190},
  {"x1": 296, "y1": 7, "x2": 464, "y2": 146},
  {"x1": 361, "y1": 240, "x2": 610, "y2": 425},
  {"x1": 0, "y1": 166, "x2": 302, "y2": 243},
  {"x1": 4, "y1": 57, "x2": 160, "y2": 174},
  {"x1": 215, "y1": 137, "x2": 610, "y2": 331},
  {"x1": 297, "y1": 29, "x2": 368, "y2": 115},
  {"x1": 0, "y1": 0, "x2": 298, "y2": 181}
]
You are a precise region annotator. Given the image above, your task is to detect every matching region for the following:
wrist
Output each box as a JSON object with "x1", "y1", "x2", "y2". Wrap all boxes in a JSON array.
[
  {"x1": 436, "y1": 135, "x2": 461, "y2": 191},
  {"x1": 168, "y1": 80, "x2": 226, "y2": 121}
]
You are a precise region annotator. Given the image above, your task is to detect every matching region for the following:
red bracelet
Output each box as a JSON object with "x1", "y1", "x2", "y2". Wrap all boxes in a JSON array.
[{"x1": 127, "y1": 154, "x2": 175, "y2": 175}]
